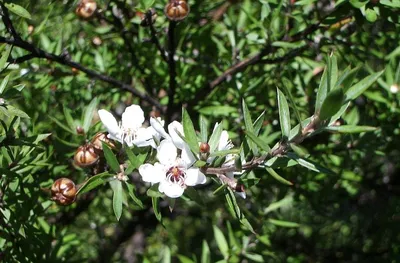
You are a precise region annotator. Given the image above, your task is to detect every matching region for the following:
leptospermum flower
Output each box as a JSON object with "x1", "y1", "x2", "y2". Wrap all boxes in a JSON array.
[
  {"x1": 98, "y1": 104, "x2": 161, "y2": 148},
  {"x1": 139, "y1": 121, "x2": 206, "y2": 198}
]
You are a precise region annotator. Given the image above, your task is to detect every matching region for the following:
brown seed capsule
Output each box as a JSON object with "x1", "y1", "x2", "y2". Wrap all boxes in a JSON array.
[
  {"x1": 76, "y1": 0, "x2": 97, "y2": 19},
  {"x1": 74, "y1": 144, "x2": 99, "y2": 167},
  {"x1": 91, "y1": 132, "x2": 115, "y2": 153},
  {"x1": 51, "y1": 178, "x2": 77, "y2": 205},
  {"x1": 164, "y1": 0, "x2": 190, "y2": 21}
]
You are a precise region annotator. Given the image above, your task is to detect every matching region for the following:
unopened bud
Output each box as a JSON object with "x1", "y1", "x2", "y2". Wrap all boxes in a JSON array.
[
  {"x1": 390, "y1": 84, "x2": 399, "y2": 94},
  {"x1": 76, "y1": 0, "x2": 97, "y2": 19},
  {"x1": 76, "y1": 126, "x2": 85, "y2": 135},
  {"x1": 91, "y1": 132, "x2": 115, "y2": 153}
]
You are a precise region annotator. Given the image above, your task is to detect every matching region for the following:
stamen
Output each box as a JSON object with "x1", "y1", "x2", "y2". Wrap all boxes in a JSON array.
[{"x1": 166, "y1": 166, "x2": 186, "y2": 186}]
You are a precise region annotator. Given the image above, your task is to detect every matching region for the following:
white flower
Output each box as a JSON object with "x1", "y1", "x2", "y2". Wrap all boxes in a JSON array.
[
  {"x1": 139, "y1": 125, "x2": 206, "y2": 198},
  {"x1": 98, "y1": 104, "x2": 161, "y2": 148}
]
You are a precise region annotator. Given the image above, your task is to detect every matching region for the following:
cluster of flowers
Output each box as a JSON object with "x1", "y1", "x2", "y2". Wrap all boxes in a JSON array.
[{"x1": 98, "y1": 104, "x2": 239, "y2": 199}]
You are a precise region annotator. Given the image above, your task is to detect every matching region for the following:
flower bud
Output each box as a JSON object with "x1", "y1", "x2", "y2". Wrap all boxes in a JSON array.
[
  {"x1": 74, "y1": 144, "x2": 99, "y2": 167},
  {"x1": 199, "y1": 142, "x2": 210, "y2": 160},
  {"x1": 76, "y1": 0, "x2": 97, "y2": 19},
  {"x1": 91, "y1": 132, "x2": 115, "y2": 153},
  {"x1": 76, "y1": 126, "x2": 85, "y2": 135},
  {"x1": 51, "y1": 178, "x2": 77, "y2": 205},
  {"x1": 164, "y1": 0, "x2": 190, "y2": 21},
  {"x1": 390, "y1": 84, "x2": 399, "y2": 94}
]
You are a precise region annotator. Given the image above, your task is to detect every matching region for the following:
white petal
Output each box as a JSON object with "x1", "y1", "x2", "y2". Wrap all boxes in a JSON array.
[
  {"x1": 157, "y1": 140, "x2": 177, "y2": 165},
  {"x1": 168, "y1": 121, "x2": 185, "y2": 149},
  {"x1": 138, "y1": 163, "x2": 164, "y2": 183},
  {"x1": 185, "y1": 168, "x2": 206, "y2": 186},
  {"x1": 236, "y1": 191, "x2": 246, "y2": 199},
  {"x1": 159, "y1": 181, "x2": 185, "y2": 198},
  {"x1": 98, "y1": 109, "x2": 122, "y2": 141},
  {"x1": 132, "y1": 127, "x2": 154, "y2": 147},
  {"x1": 218, "y1": 130, "x2": 231, "y2": 151},
  {"x1": 150, "y1": 117, "x2": 170, "y2": 139},
  {"x1": 121, "y1": 105, "x2": 145, "y2": 130},
  {"x1": 181, "y1": 144, "x2": 196, "y2": 167}
]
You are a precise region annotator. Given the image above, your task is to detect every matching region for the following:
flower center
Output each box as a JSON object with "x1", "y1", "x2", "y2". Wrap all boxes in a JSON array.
[
  {"x1": 166, "y1": 166, "x2": 186, "y2": 186},
  {"x1": 119, "y1": 122, "x2": 138, "y2": 145}
]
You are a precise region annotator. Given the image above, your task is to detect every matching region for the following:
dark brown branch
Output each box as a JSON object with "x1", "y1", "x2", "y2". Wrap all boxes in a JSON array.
[
  {"x1": 165, "y1": 21, "x2": 177, "y2": 123},
  {"x1": 0, "y1": 2, "x2": 20, "y2": 40},
  {"x1": 146, "y1": 11, "x2": 168, "y2": 63},
  {"x1": 0, "y1": 36, "x2": 163, "y2": 111}
]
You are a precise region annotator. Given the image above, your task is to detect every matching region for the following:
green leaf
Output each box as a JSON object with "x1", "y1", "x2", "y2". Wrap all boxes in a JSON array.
[
  {"x1": 63, "y1": 106, "x2": 76, "y2": 133},
  {"x1": 125, "y1": 147, "x2": 147, "y2": 169},
  {"x1": 102, "y1": 142, "x2": 120, "y2": 173},
  {"x1": 265, "y1": 167, "x2": 293, "y2": 185},
  {"x1": 242, "y1": 100, "x2": 258, "y2": 155},
  {"x1": 152, "y1": 197, "x2": 163, "y2": 222},
  {"x1": 199, "y1": 115, "x2": 208, "y2": 142},
  {"x1": 277, "y1": 88, "x2": 291, "y2": 139},
  {"x1": 4, "y1": 3, "x2": 32, "y2": 19},
  {"x1": 0, "y1": 46, "x2": 11, "y2": 71},
  {"x1": 110, "y1": 180, "x2": 123, "y2": 221},
  {"x1": 77, "y1": 172, "x2": 114, "y2": 195},
  {"x1": 287, "y1": 152, "x2": 336, "y2": 175},
  {"x1": 182, "y1": 108, "x2": 199, "y2": 154},
  {"x1": 225, "y1": 188, "x2": 241, "y2": 219},
  {"x1": 245, "y1": 130, "x2": 270, "y2": 152},
  {"x1": 124, "y1": 182, "x2": 144, "y2": 208},
  {"x1": 208, "y1": 122, "x2": 223, "y2": 153},
  {"x1": 147, "y1": 184, "x2": 163, "y2": 198},
  {"x1": 329, "y1": 54, "x2": 338, "y2": 90},
  {"x1": 201, "y1": 240, "x2": 211, "y2": 263},
  {"x1": 82, "y1": 97, "x2": 98, "y2": 132},
  {"x1": 345, "y1": 70, "x2": 384, "y2": 101},
  {"x1": 177, "y1": 255, "x2": 195, "y2": 263},
  {"x1": 315, "y1": 66, "x2": 329, "y2": 113},
  {"x1": 268, "y1": 218, "x2": 300, "y2": 228},
  {"x1": 324, "y1": 125, "x2": 377, "y2": 133},
  {"x1": 213, "y1": 225, "x2": 229, "y2": 258},
  {"x1": 336, "y1": 66, "x2": 360, "y2": 93},
  {"x1": 319, "y1": 88, "x2": 344, "y2": 120},
  {"x1": 49, "y1": 116, "x2": 75, "y2": 134},
  {"x1": 208, "y1": 149, "x2": 240, "y2": 158},
  {"x1": 253, "y1": 111, "x2": 265, "y2": 136},
  {"x1": 0, "y1": 74, "x2": 10, "y2": 95},
  {"x1": 6, "y1": 105, "x2": 30, "y2": 119},
  {"x1": 282, "y1": 78, "x2": 302, "y2": 127}
]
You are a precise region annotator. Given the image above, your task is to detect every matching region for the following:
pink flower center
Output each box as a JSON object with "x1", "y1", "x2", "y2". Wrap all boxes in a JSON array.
[{"x1": 166, "y1": 166, "x2": 186, "y2": 186}]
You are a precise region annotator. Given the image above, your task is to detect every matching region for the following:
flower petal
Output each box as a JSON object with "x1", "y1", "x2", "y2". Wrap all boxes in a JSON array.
[
  {"x1": 138, "y1": 163, "x2": 164, "y2": 183},
  {"x1": 133, "y1": 127, "x2": 155, "y2": 148},
  {"x1": 157, "y1": 140, "x2": 177, "y2": 165},
  {"x1": 168, "y1": 121, "x2": 185, "y2": 149},
  {"x1": 185, "y1": 168, "x2": 206, "y2": 186},
  {"x1": 218, "y1": 130, "x2": 231, "y2": 151},
  {"x1": 150, "y1": 117, "x2": 170, "y2": 139},
  {"x1": 181, "y1": 144, "x2": 196, "y2": 167},
  {"x1": 98, "y1": 109, "x2": 122, "y2": 142},
  {"x1": 159, "y1": 181, "x2": 185, "y2": 198},
  {"x1": 122, "y1": 105, "x2": 145, "y2": 130}
]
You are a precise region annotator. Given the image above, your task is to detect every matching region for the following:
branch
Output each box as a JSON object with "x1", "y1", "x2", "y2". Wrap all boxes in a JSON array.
[
  {"x1": 0, "y1": 36, "x2": 163, "y2": 111},
  {"x1": 165, "y1": 21, "x2": 177, "y2": 122},
  {"x1": 203, "y1": 115, "x2": 321, "y2": 190},
  {"x1": 146, "y1": 11, "x2": 168, "y2": 63},
  {"x1": 0, "y1": 2, "x2": 20, "y2": 39}
]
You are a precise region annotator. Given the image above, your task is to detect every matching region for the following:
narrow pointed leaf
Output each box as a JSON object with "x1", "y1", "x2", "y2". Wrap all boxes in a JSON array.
[
  {"x1": 213, "y1": 225, "x2": 229, "y2": 258},
  {"x1": 345, "y1": 70, "x2": 384, "y2": 101},
  {"x1": 324, "y1": 125, "x2": 377, "y2": 133},
  {"x1": 315, "y1": 66, "x2": 329, "y2": 113},
  {"x1": 125, "y1": 182, "x2": 144, "y2": 208},
  {"x1": 0, "y1": 74, "x2": 10, "y2": 94},
  {"x1": 242, "y1": 100, "x2": 258, "y2": 155},
  {"x1": 110, "y1": 180, "x2": 123, "y2": 221},
  {"x1": 268, "y1": 218, "x2": 300, "y2": 228},
  {"x1": 102, "y1": 142, "x2": 120, "y2": 173},
  {"x1": 208, "y1": 122, "x2": 222, "y2": 153},
  {"x1": 82, "y1": 98, "x2": 98, "y2": 132},
  {"x1": 5, "y1": 3, "x2": 32, "y2": 19},
  {"x1": 277, "y1": 88, "x2": 291, "y2": 139},
  {"x1": 182, "y1": 109, "x2": 199, "y2": 154},
  {"x1": 245, "y1": 130, "x2": 270, "y2": 152},
  {"x1": 319, "y1": 88, "x2": 344, "y2": 120},
  {"x1": 77, "y1": 172, "x2": 114, "y2": 195},
  {"x1": 199, "y1": 115, "x2": 208, "y2": 142},
  {"x1": 266, "y1": 167, "x2": 293, "y2": 185}
]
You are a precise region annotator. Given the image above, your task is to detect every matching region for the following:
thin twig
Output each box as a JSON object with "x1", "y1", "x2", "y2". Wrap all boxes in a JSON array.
[
  {"x1": 146, "y1": 11, "x2": 168, "y2": 63},
  {"x1": 0, "y1": 2, "x2": 20, "y2": 39},
  {"x1": 165, "y1": 21, "x2": 177, "y2": 123}
]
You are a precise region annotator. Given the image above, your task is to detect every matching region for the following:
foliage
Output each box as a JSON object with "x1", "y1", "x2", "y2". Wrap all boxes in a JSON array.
[{"x1": 1, "y1": 0, "x2": 400, "y2": 262}]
